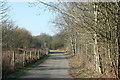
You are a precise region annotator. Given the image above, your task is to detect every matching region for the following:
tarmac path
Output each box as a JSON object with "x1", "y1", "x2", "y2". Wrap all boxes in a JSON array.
[{"x1": 18, "y1": 51, "x2": 72, "y2": 79}]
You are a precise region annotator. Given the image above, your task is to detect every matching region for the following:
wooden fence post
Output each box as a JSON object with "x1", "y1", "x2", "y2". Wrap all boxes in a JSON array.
[
  {"x1": 46, "y1": 48, "x2": 49, "y2": 55},
  {"x1": 23, "y1": 51, "x2": 26, "y2": 67},
  {"x1": 38, "y1": 50, "x2": 40, "y2": 59},
  {"x1": 35, "y1": 49, "x2": 37, "y2": 61},
  {"x1": 30, "y1": 51, "x2": 32, "y2": 63},
  {"x1": 13, "y1": 51, "x2": 15, "y2": 70}
]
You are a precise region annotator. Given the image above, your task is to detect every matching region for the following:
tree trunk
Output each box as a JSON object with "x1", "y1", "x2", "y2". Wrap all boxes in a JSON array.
[
  {"x1": 70, "y1": 36, "x2": 75, "y2": 56},
  {"x1": 94, "y1": 33, "x2": 101, "y2": 73},
  {"x1": 94, "y1": 3, "x2": 101, "y2": 73},
  {"x1": 117, "y1": 2, "x2": 120, "y2": 78}
]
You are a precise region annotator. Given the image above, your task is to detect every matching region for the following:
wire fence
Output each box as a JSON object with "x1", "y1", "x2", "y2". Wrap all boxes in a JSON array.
[{"x1": 2, "y1": 48, "x2": 48, "y2": 76}]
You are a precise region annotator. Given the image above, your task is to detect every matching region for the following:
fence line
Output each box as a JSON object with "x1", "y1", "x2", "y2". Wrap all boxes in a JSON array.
[
  {"x1": 2, "y1": 49, "x2": 49, "y2": 75},
  {"x1": 12, "y1": 51, "x2": 15, "y2": 70}
]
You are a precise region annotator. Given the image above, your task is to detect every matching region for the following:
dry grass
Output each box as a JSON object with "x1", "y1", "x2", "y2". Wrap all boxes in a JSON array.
[
  {"x1": 2, "y1": 48, "x2": 46, "y2": 76},
  {"x1": 65, "y1": 53, "x2": 114, "y2": 78}
]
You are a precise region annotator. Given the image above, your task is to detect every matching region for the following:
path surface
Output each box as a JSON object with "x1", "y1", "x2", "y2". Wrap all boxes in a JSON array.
[{"x1": 18, "y1": 51, "x2": 72, "y2": 78}]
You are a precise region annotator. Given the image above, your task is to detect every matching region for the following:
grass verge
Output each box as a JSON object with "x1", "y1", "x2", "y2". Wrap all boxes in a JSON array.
[{"x1": 2, "y1": 54, "x2": 50, "y2": 80}]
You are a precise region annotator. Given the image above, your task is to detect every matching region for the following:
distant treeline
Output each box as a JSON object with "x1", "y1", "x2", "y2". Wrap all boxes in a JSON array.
[{"x1": 2, "y1": 21, "x2": 65, "y2": 50}]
